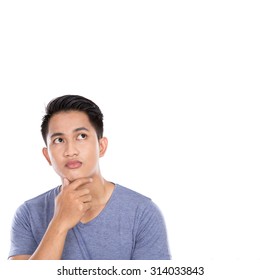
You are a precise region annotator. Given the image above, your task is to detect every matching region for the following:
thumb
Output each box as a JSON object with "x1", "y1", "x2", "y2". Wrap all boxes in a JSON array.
[{"x1": 62, "y1": 177, "x2": 70, "y2": 189}]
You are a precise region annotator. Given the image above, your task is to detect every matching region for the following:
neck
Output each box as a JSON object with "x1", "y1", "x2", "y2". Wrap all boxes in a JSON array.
[
  {"x1": 80, "y1": 177, "x2": 115, "y2": 224},
  {"x1": 88, "y1": 176, "x2": 114, "y2": 206}
]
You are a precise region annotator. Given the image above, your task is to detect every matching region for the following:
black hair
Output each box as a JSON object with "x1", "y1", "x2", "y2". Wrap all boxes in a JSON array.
[{"x1": 41, "y1": 95, "x2": 103, "y2": 145}]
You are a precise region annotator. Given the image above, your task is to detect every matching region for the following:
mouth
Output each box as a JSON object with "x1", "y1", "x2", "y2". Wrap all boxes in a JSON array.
[{"x1": 65, "y1": 160, "x2": 82, "y2": 169}]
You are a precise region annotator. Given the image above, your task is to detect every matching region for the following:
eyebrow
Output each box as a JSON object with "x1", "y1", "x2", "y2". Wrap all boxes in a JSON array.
[{"x1": 50, "y1": 127, "x2": 89, "y2": 139}]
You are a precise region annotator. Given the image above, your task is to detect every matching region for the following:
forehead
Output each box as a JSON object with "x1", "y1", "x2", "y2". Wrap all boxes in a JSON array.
[{"x1": 48, "y1": 111, "x2": 92, "y2": 133}]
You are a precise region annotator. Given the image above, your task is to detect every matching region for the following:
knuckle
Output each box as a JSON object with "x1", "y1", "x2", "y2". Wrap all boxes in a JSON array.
[{"x1": 80, "y1": 177, "x2": 89, "y2": 184}]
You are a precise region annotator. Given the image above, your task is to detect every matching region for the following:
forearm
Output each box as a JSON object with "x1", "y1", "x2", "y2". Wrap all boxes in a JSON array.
[
  {"x1": 29, "y1": 219, "x2": 68, "y2": 260},
  {"x1": 29, "y1": 177, "x2": 92, "y2": 260}
]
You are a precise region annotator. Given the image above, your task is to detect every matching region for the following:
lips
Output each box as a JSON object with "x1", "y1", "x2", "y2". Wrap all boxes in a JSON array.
[{"x1": 65, "y1": 160, "x2": 82, "y2": 169}]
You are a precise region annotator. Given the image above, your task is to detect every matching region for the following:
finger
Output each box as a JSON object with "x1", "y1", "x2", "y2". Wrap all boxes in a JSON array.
[
  {"x1": 76, "y1": 188, "x2": 91, "y2": 197},
  {"x1": 70, "y1": 177, "x2": 93, "y2": 190},
  {"x1": 76, "y1": 182, "x2": 92, "y2": 191},
  {"x1": 79, "y1": 194, "x2": 92, "y2": 203},
  {"x1": 82, "y1": 201, "x2": 92, "y2": 211},
  {"x1": 61, "y1": 177, "x2": 70, "y2": 190}
]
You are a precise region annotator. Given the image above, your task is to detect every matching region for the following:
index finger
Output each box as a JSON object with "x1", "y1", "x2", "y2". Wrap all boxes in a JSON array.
[{"x1": 62, "y1": 177, "x2": 93, "y2": 190}]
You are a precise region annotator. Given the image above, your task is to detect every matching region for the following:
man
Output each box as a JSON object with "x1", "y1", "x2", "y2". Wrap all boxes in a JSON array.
[{"x1": 9, "y1": 95, "x2": 171, "y2": 260}]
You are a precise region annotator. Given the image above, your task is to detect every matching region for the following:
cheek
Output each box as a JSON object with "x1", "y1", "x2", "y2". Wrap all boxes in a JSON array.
[
  {"x1": 47, "y1": 148, "x2": 61, "y2": 166},
  {"x1": 49, "y1": 158, "x2": 67, "y2": 178},
  {"x1": 82, "y1": 149, "x2": 98, "y2": 163},
  {"x1": 81, "y1": 140, "x2": 100, "y2": 157}
]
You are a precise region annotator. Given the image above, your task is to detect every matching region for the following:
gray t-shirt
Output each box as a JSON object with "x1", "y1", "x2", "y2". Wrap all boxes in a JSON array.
[{"x1": 9, "y1": 184, "x2": 171, "y2": 260}]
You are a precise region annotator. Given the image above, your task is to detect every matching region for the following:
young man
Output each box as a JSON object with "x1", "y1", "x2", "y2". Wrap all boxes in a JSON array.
[{"x1": 9, "y1": 95, "x2": 171, "y2": 260}]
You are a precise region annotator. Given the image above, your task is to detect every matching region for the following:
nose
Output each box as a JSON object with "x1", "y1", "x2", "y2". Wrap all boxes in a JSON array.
[{"x1": 64, "y1": 141, "x2": 79, "y2": 157}]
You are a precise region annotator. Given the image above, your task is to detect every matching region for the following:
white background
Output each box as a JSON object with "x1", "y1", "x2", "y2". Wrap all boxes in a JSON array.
[{"x1": 0, "y1": 0, "x2": 260, "y2": 277}]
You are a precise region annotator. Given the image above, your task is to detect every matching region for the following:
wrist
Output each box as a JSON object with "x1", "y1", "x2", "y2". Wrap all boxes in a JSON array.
[{"x1": 49, "y1": 217, "x2": 70, "y2": 236}]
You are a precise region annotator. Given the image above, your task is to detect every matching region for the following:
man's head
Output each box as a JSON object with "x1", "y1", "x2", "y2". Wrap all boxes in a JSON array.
[
  {"x1": 41, "y1": 95, "x2": 107, "y2": 182},
  {"x1": 41, "y1": 95, "x2": 103, "y2": 145}
]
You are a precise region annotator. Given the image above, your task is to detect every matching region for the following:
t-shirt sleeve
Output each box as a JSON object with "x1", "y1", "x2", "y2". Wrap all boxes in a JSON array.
[
  {"x1": 8, "y1": 203, "x2": 38, "y2": 258},
  {"x1": 132, "y1": 200, "x2": 171, "y2": 260}
]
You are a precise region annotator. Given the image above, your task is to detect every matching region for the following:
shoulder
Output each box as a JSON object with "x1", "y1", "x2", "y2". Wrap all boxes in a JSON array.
[
  {"x1": 114, "y1": 184, "x2": 163, "y2": 218},
  {"x1": 114, "y1": 185, "x2": 171, "y2": 260},
  {"x1": 27, "y1": 186, "x2": 59, "y2": 201},
  {"x1": 24, "y1": 186, "x2": 59, "y2": 205},
  {"x1": 115, "y1": 184, "x2": 151, "y2": 203},
  {"x1": 114, "y1": 184, "x2": 155, "y2": 211},
  {"x1": 15, "y1": 186, "x2": 59, "y2": 218}
]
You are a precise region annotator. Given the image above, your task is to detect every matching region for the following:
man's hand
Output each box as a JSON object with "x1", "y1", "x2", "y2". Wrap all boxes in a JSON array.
[{"x1": 53, "y1": 177, "x2": 92, "y2": 232}]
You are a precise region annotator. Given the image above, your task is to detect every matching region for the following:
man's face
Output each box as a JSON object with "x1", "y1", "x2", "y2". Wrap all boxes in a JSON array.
[{"x1": 42, "y1": 110, "x2": 106, "y2": 182}]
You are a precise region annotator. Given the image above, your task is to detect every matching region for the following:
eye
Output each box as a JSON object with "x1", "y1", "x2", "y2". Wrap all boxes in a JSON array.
[
  {"x1": 77, "y1": 133, "x2": 87, "y2": 140},
  {"x1": 53, "y1": 137, "x2": 64, "y2": 144}
]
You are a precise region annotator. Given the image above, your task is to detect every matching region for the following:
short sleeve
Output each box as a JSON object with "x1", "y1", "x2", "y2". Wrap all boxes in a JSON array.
[
  {"x1": 132, "y1": 200, "x2": 171, "y2": 260},
  {"x1": 8, "y1": 203, "x2": 38, "y2": 258}
]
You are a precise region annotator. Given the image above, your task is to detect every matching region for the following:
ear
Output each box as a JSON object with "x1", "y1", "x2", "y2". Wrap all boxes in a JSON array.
[
  {"x1": 42, "y1": 147, "x2": 52, "y2": 166},
  {"x1": 99, "y1": 137, "x2": 108, "y2": 158}
]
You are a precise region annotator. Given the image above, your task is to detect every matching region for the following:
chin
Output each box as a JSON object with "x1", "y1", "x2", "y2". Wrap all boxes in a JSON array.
[{"x1": 65, "y1": 170, "x2": 92, "y2": 182}]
